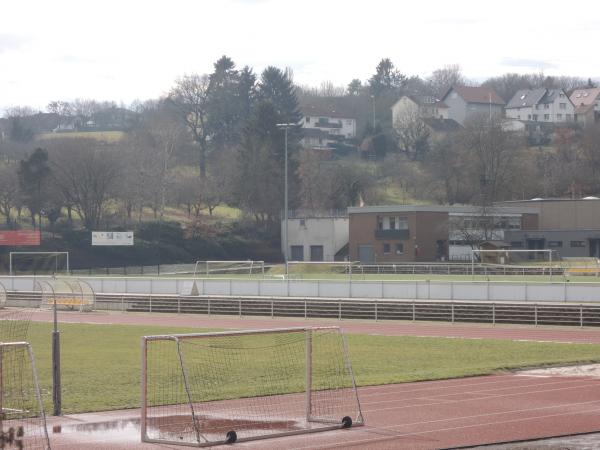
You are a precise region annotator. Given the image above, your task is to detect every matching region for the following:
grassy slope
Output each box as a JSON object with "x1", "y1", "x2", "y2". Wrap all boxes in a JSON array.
[{"x1": 24, "y1": 321, "x2": 600, "y2": 414}]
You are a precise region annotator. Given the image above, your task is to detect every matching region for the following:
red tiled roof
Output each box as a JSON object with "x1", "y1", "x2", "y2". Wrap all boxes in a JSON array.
[
  {"x1": 442, "y1": 85, "x2": 505, "y2": 105},
  {"x1": 569, "y1": 88, "x2": 600, "y2": 107}
]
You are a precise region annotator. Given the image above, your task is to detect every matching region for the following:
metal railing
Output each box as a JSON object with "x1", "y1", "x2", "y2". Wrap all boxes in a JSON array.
[{"x1": 8, "y1": 291, "x2": 600, "y2": 328}]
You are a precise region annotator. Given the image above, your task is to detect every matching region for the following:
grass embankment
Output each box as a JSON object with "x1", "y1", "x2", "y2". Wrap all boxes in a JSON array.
[{"x1": 24, "y1": 321, "x2": 600, "y2": 414}]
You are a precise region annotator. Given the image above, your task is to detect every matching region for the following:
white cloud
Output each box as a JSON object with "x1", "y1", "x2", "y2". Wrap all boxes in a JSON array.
[{"x1": 0, "y1": 0, "x2": 599, "y2": 110}]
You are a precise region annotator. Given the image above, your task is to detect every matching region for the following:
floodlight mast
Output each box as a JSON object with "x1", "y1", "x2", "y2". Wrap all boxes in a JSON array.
[{"x1": 276, "y1": 123, "x2": 296, "y2": 275}]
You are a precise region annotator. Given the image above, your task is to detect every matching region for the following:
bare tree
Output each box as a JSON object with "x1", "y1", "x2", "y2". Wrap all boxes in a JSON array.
[
  {"x1": 48, "y1": 138, "x2": 122, "y2": 230},
  {"x1": 428, "y1": 64, "x2": 467, "y2": 96},
  {"x1": 393, "y1": 108, "x2": 430, "y2": 160},
  {"x1": 0, "y1": 163, "x2": 20, "y2": 227},
  {"x1": 168, "y1": 74, "x2": 211, "y2": 178}
]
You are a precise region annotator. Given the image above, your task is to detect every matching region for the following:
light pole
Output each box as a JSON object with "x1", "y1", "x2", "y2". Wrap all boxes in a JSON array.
[
  {"x1": 370, "y1": 95, "x2": 376, "y2": 128},
  {"x1": 276, "y1": 123, "x2": 295, "y2": 274}
]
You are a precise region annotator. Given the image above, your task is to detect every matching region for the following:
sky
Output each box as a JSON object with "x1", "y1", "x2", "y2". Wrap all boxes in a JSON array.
[{"x1": 1, "y1": 0, "x2": 600, "y2": 112}]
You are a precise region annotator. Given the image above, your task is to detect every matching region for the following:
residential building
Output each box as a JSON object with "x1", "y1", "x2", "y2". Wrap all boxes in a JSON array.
[
  {"x1": 391, "y1": 95, "x2": 449, "y2": 126},
  {"x1": 347, "y1": 205, "x2": 538, "y2": 263},
  {"x1": 506, "y1": 89, "x2": 575, "y2": 124},
  {"x1": 440, "y1": 86, "x2": 505, "y2": 125},
  {"x1": 300, "y1": 98, "x2": 357, "y2": 149},
  {"x1": 570, "y1": 87, "x2": 600, "y2": 127},
  {"x1": 282, "y1": 210, "x2": 349, "y2": 262},
  {"x1": 422, "y1": 117, "x2": 462, "y2": 141}
]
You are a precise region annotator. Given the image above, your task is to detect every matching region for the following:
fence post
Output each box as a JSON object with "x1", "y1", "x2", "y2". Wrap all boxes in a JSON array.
[
  {"x1": 375, "y1": 301, "x2": 378, "y2": 322},
  {"x1": 534, "y1": 303, "x2": 538, "y2": 326},
  {"x1": 149, "y1": 295, "x2": 152, "y2": 313},
  {"x1": 177, "y1": 297, "x2": 181, "y2": 314},
  {"x1": 208, "y1": 298, "x2": 211, "y2": 316},
  {"x1": 338, "y1": 301, "x2": 342, "y2": 321},
  {"x1": 239, "y1": 299, "x2": 242, "y2": 318},
  {"x1": 304, "y1": 300, "x2": 307, "y2": 319},
  {"x1": 580, "y1": 304, "x2": 583, "y2": 328},
  {"x1": 121, "y1": 296, "x2": 125, "y2": 312},
  {"x1": 412, "y1": 300, "x2": 416, "y2": 322},
  {"x1": 451, "y1": 302, "x2": 455, "y2": 324},
  {"x1": 271, "y1": 300, "x2": 274, "y2": 319},
  {"x1": 492, "y1": 302, "x2": 495, "y2": 326}
]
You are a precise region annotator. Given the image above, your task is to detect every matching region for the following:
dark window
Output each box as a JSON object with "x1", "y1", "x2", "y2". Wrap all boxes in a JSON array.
[
  {"x1": 511, "y1": 241, "x2": 524, "y2": 248},
  {"x1": 310, "y1": 245, "x2": 324, "y2": 262},
  {"x1": 290, "y1": 245, "x2": 304, "y2": 261},
  {"x1": 395, "y1": 243, "x2": 404, "y2": 254},
  {"x1": 305, "y1": 116, "x2": 310, "y2": 123},
  {"x1": 299, "y1": 219, "x2": 306, "y2": 227},
  {"x1": 548, "y1": 241, "x2": 562, "y2": 248},
  {"x1": 377, "y1": 216, "x2": 383, "y2": 230},
  {"x1": 389, "y1": 217, "x2": 396, "y2": 230},
  {"x1": 571, "y1": 241, "x2": 586, "y2": 248},
  {"x1": 383, "y1": 243, "x2": 391, "y2": 254}
]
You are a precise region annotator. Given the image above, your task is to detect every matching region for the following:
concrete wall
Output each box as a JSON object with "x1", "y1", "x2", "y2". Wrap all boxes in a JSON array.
[
  {"x1": 3, "y1": 275, "x2": 600, "y2": 303},
  {"x1": 502, "y1": 200, "x2": 600, "y2": 230},
  {"x1": 283, "y1": 217, "x2": 349, "y2": 261}
]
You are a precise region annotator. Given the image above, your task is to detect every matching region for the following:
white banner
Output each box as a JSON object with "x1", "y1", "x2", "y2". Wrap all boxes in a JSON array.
[{"x1": 92, "y1": 231, "x2": 134, "y2": 246}]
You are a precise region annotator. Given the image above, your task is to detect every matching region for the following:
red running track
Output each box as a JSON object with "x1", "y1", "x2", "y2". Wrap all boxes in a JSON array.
[
  {"x1": 28, "y1": 309, "x2": 600, "y2": 343},
  {"x1": 45, "y1": 373, "x2": 600, "y2": 449},
  {"x1": 26, "y1": 310, "x2": 600, "y2": 448}
]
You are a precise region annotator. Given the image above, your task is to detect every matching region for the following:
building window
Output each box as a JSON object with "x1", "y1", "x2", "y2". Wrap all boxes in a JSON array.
[
  {"x1": 377, "y1": 216, "x2": 383, "y2": 230},
  {"x1": 395, "y1": 243, "x2": 404, "y2": 254},
  {"x1": 570, "y1": 241, "x2": 586, "y2": 248},
  {"x1": 383, "y1": 243, "x2": 391, "y2": 255},
  {"x1": 511, "y1": 241, "x2": 524, "y2": 248},
  {"x1": 544, "y1": 114, "x2": 550, "y2": 120},
  {"x1": 310, "y1": 245, "x2": 324, "y2": 261},
  {"x1": 299, "y1": 219, "x2": 306, "y2": 227},
  {"x1": 544, "y1": 104, "x2": 550, "y2": 109},
  {"x1": 305, "y1": 116, "x2": 310, "y2": 123},
  {"x1": 527, "y1": 114, "x2": 531, "y2": 120},
  {"x1": 389, "y1": 217, "x2": 396, "y2": 230},
  {"x1": 532, "y1": 114, "x2": 538, "y2": 121},
  {"x1": 557, "y1": 114, "x2": 563, "y2": 120},
  {"x1": 559, "y1": 103, "x2": 567, "y2": 109},
  {"x1": 290, "y1": 245, "x2": 304, "y2": 261},
  {"x1": 559, "y1": 93, "x2": 565, "y2": 98},
  {"x1": 548, "y1": 241, "x2": 563, "y2": 248}
]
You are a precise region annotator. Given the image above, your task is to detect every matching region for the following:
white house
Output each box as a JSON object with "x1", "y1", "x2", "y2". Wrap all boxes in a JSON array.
[
  {"x1": 440, "y1": 86, "x2": 505, "y2": 125},
  {"x1": 391, "y1": 95, "x2": 449, "y2": 126},
  {"x1": 506, "y1": 88, "x2": 575, "y2": 123},
  {"x1": 300, "y1": 101, "x2": 357, "y2": 149},
  {"x1": 282, "y1": 211, "x2": 349, "y2": 262}
]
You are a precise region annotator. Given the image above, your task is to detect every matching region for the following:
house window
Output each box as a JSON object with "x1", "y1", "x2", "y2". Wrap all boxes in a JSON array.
[
  {"x1": 305, "y1": 116, "x2": 310, "y2": 123},
  {"x1": 557, "y1": 114, "x2": 563, "y2": 120},
  {"x1": 532, "y1": 114, "x2": 538, "y2": 121},
  {"x1": 383, "y1": 243, "x2": 391, "y2": 255},
  {"x1": 559, "y1": 93, "x2": 565, "y2": 98},
  {"x1": 290, "y1": 245, "x2": 304, "y2": 261},
  {"x1": 559, "y1": 103, "x2": 567, "y2": 109},
  {"x1": 377, "y1": 216, "x2": 383, "y2": 230},
  {"x1": 299, "y1": 219, "x2": 306, "y2": 227},
  {"x1": 544, "y1": 104, "x2": 550, "y2": 109},
  {"x1": 395, "y1": 243, "x2": 404, "y2": 254},
  {"x1": 310, "y1": 245, "x2": 324, "y2": 261},
  {"x1": 527, "y1": 114, "x2": 531, "y2": 120},
  {"x1": 390, "y1": 217, "x2": 396, "y2": 230},
  {"x1": 544, "y1": 114, "x2": 550, "y2": 120},
  {"x1": 511, "y1": 241, "x2": 524, "y2": 248},
  {"x1": 570, "y1": 241, "x2": 586, "y2": 248},
  {"x1": 548, "y1": 241, "x2": 563, "y2": 248},
  {"x1": 535, "y1": 104, "x2": 540, "y2": 110}
]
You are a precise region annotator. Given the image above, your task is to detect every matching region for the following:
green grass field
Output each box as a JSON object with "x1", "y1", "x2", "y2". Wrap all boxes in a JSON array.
[{"x1": 22, "y1": 321, "x2": 600, "y2": 414}]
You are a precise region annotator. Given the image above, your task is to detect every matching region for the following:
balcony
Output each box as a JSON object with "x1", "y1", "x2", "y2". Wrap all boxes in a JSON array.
[{"x1": 375, "y1": 229, "x2": 409, "y2": 240}]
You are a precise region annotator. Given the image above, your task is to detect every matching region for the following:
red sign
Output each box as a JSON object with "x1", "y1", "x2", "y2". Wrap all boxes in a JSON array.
[{"x1": 0, "y1": 230, "x2": 41, "y2": 246}]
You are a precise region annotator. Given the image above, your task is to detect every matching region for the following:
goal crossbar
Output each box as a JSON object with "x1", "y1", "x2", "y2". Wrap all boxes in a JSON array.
[
  {"x1": 9, "y1": 251, "x2": 70, "y2": 276},
  {"x1": 141, "y1": 326, "x2": 363, "y2": 447}
]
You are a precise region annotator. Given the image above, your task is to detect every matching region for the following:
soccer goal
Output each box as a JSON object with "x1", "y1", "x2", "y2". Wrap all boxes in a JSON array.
[
  {"x1": 285, "y1": 261, "x2": 360, "y2": 279},
  {"x1": 0, "y1": 342, "x2": 50, "y2": 450},
  {"x1": 141, "y1": 326, "x2": 363, "y2": 447},
  {"x1": 471, "y1": 249, "x2": 559, "y2": 275},
  {"x1": 193, "y1": 260, "x2": 265, "y2": 277},
  {"x1": 0, "y1": 282, "x2": 5, "y2": 308},
  {"x1": 9, "y1": 252, "x2": 69, "y2": 276},
  {"x1": 35, "y1": 278, "x2": 95, "y2": 312}
]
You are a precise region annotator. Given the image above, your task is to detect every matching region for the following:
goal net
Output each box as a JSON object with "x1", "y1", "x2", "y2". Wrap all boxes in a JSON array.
[
  {"x1": 142, "y1": 327, "x2": 363, "y2": 447},
  {"x1": 285, "y1": 261, "x2": 359, "y2": 279},
  {"x1": 471, "y1": 249, "x2": 557, "y2": 265},
  {"x1": 0, "y1": 342, "x2": 50, "y2": 450},
  {"x1": 35, "y1": 278, "x2": 95, "y2": 312},
  {"x1": 193, "y1": 260, "x2": 265, "y2": 277},
  {"x1": 8, "y1": 252, "x2": 69, "y2": 276}
]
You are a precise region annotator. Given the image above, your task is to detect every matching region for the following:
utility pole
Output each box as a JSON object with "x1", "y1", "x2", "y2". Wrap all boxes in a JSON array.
[{"x1": 276, "y1": 123, "x2": 295, "y2": 274}]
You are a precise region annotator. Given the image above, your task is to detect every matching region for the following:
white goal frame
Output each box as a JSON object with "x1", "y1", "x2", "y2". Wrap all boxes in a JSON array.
[
  {"x1": 192, "y1": 260, "x2": 265, "y2": 277},
  {"x1": 9, "y1": 251, "x2": 70, "y2": 276},
  {"x1": 471, "y1": 249, "x2": 555, "y2": 275},
  {"x1": 285, "y1": 261, "x2": 360, "y2": 277},
  {"x1": 141, "y1": 326, "x2": 364, "y2": 447}
]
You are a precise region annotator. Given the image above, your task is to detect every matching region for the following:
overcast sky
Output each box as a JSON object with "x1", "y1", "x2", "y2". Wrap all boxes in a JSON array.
[{"x1": 1, "y1": 0, "x2": 599, "y2": 112}]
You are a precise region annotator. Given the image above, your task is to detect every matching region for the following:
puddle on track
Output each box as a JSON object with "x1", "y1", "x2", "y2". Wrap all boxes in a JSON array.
[{"x1": 54, "y1": 418, "x2": 142, "y2": 442}]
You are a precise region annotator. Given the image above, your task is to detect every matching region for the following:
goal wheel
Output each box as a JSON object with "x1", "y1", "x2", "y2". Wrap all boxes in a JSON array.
[
  {"x1": 225, "y1": 430, "x2": 237, "y2": 444},
  {"x1": 341, "y1": 416, "x2": 353, "y2": 428}
]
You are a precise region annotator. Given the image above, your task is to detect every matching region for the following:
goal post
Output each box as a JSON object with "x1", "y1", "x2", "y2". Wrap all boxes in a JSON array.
[
  {"x1": 0, "y1": 341, "x2": 51, "y2": 450},
  {"x1": 193, "y1": 260, "x2": 265, "y2": 277},
  {"x1": 285, "y1": 261, "x2": 360, "y2": 279},
  {"x1": 141, "y1": 326, "x2": 363, "y2": 447},
  {"x1": 470, "y1": 249, "x2": 557, "y2": 275},
  {"x1": 9, "y1": 252, "x2": 70, "y2": 276}
]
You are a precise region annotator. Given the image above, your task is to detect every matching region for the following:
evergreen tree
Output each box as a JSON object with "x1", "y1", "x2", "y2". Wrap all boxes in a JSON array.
[
  {"x1": 257, "y1": 66, "x2": 302, "y2": 124},
  {"x1": 18, "y1": 148, "x2": 52, "y2": 228},
  {"x1": 369, "y1": 58, "x2": 407, "y2": 98}
]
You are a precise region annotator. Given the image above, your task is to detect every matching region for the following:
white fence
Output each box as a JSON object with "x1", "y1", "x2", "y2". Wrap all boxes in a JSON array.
[{"x1": 2, "y1": 276, "x2": 600, "y2": 303}]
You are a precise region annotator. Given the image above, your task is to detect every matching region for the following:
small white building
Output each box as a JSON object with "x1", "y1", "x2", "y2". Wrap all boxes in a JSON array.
[
  {"x1": 506, "y1": 88, "x2": 575, "y2": 123},
  {"x1": 300, "y1": 101, "x2": 357, "y2": 149},
  {"x1": 391, "y1": 95, "x2": 449, "y2": 127},
  {"x1": 570, "y1": 87, "x2": 600, "y2": 127},
  {"x1": 282, "y1": 211, "x2": 349, "y2": 262}
]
